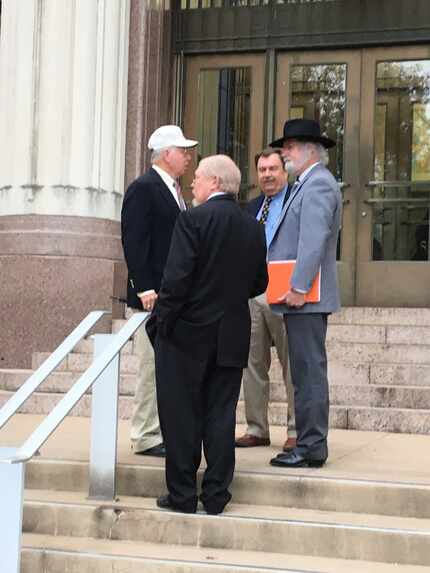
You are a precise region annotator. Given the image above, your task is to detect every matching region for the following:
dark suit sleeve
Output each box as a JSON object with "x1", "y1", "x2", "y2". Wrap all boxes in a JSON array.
[
  {"x1": 246, "y1": 195, "x2": 263, "y2": 218},
  {"x1": 121, "y1": 180, "x2": 155, "y2": 292},
  {"x1": 154, "y1": 211, "x2": 199, "y2": 335},
  {"x1": 250, "y1": 224, "x2": 269, "y2": 298}
]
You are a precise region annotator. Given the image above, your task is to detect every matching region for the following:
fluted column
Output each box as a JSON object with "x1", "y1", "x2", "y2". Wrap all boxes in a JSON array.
[
  {"x1": 0, "y1": 0, "x2": 131, "y2": 367},
  {"x1": 0, "y1": 0, "x2": 130, "y2": 219}
]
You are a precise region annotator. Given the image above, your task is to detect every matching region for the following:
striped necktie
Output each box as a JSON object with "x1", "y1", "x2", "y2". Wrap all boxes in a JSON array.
[
  {"x1": 259, "y1": 195, "x2": 273, "y2": 225},
  {"x1": 174, "y1": 181, "x2": 186, "y2": 211}
]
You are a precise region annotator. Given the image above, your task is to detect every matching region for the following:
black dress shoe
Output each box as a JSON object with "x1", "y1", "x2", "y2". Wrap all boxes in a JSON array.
[
  {"x1": 156, "y1": 494, "x2": 196, "y2": 514},
  {"x1": 134, "y1": 443, "x2": 166, "y2": 457},
  {"x1": 203, "y1": 504, "x2": 223, "y2": 515},
  {"x1": 270, "y1": 450, "x2": 325, "y2": 468}
]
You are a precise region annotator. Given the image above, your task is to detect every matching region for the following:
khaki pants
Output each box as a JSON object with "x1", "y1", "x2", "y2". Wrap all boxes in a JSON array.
[
  {"x1": 242, "y1": 293, "x2": 296, "y2": 440},
  {"x1": 130, "y1": 316, "x2": 163, "y2": 452}
]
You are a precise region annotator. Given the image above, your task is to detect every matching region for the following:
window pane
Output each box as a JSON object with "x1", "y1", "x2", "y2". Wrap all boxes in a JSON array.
[
  {"x1": 372, "y1": 60, "x2": 430, "y2": 261},
  {"x1": 290, "y1": 63, "x2": 346, "y2": 181},
  {"x1": 290, "y1": 63, "x2": 346, "y2": 259},
  {"x1": 197, "y1": 68, "x2": 251, "y2": 200}
]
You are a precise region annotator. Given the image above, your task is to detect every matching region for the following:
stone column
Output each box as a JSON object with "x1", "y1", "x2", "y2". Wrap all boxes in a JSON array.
[{"x1": 0, "y1": 0, "x2": 131, "y2": 367}]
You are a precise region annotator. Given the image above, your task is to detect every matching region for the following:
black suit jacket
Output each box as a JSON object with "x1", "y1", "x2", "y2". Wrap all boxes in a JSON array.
[
  {"x1": 121, "y1": 167, "x2": 181, "y2": 309},
  {"x1": 152, "y1": 194, "x2": 268, "y2": 368},
  {"x1": 246, "y1": 194, "x2": 265, "y2": 218}
]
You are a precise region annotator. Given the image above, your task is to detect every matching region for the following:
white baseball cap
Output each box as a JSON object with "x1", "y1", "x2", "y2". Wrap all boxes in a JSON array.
[{"x1": 148, "y1": 125, "x2": 198, "y2": 151}]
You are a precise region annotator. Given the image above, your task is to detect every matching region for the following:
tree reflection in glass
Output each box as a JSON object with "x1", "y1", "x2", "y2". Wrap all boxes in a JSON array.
[{"x1": 373, "y1": 60, "x2": 430, "y2": 261}]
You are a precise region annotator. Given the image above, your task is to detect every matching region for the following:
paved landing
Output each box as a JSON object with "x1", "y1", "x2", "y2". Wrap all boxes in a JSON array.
[{"x1": 1, "y1": 415, "x2": 430, "y2": 485}]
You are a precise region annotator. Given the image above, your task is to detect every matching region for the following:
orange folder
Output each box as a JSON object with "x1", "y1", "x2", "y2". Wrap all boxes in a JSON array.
[{"x1": 266, "y1": 260, "x2": 321, "y2": 304}]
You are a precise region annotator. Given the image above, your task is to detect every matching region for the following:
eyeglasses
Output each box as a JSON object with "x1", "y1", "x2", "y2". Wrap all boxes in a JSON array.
[{"x1": 172, "y1": 147, "x2": 191, "y2": 156}]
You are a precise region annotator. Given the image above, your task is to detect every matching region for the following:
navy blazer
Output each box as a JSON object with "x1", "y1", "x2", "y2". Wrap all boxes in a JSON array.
[
  {"x1": 121, "y1": 167, "x2": 181, "y2": 309},
  {"x1": 246, "y1": 194, "x2": 265, "y2": 219}
]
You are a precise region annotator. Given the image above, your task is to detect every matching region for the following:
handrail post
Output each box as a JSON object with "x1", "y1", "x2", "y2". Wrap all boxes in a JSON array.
[
  {"x1": 88, "y1": 334, "x2": 121, "y2": 501},
  {"x1": 0, "y1": 448, "x2": 25, "y2": 572}
]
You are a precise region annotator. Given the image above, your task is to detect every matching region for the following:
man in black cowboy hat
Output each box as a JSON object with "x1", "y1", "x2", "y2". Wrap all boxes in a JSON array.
[{"x1": 267, "y1": 118, "x2": 342, "y2": 468}]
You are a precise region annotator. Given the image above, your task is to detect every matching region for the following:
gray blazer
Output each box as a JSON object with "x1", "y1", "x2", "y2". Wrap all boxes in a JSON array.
[{"x1": 268, "y1": 163, "x2": 342, "y2": 315}]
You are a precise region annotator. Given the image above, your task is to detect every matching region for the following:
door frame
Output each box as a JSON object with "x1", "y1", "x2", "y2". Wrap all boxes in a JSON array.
[{"x1": 356, "y1": 45, "x2": 430, "y2": 307}]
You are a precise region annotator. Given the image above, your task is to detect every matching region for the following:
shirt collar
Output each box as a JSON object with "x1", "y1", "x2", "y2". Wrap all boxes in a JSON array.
[
  {"x1": 207, "y1": 191, "x2": 228, "y2": 200},
  {"x1": 297, "y1": 161, "x2": 321, "y2": 183},
  {"x1": 152, "y1": 164, "x2": 176, "y2": 189}
]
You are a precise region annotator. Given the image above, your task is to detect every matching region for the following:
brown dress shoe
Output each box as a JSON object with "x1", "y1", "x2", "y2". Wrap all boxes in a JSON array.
[
  {"x1": 235, "y1": 434, "x2": 270, "y2": 447},
  {"x1": 283, "y1": 437, "x2": 297, "y2": 452}
]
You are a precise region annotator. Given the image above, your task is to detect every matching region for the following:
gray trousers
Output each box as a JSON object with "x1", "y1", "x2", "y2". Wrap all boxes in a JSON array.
[
  {"x1": 242, "y1": 293, "x2": 296, "y2": 440},
  {"x1": 130, "y1": 315, "x2": 163, "y2": 452},
  {"x1": 284, "y1": 313, "x2": 329, "y2": 459}
]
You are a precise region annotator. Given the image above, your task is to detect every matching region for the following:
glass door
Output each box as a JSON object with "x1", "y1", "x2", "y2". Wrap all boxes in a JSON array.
[
  {"x1": 183, "y1": 54, "x2": 265, "y2": 202},
  {"x1": 357, "y1": 46, "x2": 430, "y2": 306},
  {"x1": 276, "y1": 51, "x2": 361, "y2": 305}
]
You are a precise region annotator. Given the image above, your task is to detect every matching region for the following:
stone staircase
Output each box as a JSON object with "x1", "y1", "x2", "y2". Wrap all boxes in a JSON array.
[
  {"x1": 15, "y1": 421, "x2": 430, "y2": 572},
  {"x1": 1, "y1": 307, "x2": 430, "y2": 434}
]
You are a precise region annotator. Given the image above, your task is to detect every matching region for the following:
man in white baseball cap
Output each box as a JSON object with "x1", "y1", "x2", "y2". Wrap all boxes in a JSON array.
[
  {"x1": 148, "y1": 125, "x2": 198, "y2": 151},
  {"x1": 121, "y1": 125, "x2": 198, "y2": 457}
]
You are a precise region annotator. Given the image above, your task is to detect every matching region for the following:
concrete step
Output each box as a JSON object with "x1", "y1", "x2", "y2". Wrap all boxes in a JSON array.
[
  {"x1": 330, "y1": 384, "x2": 430, "y2": 409},
  {"x1": 14, "y1": 365, "x2": 430, "y2": 407},
  {"x1": 326, "y1": 341, "x2": 430, "y2": 364},
  {"x1": 269, "y1": 360, "x2": 430, "y2": 387},
  {"x1": 55, "y1": 323, "x2": 430, "y2": 356},
  {"x1": 267, "y1": 382, "x2": 430, "y2": 409},
  {"x1": 330, "y1": 307, "x2": 430, "y2": 326},
  {"x1": 32, "y1": 350, "x2": 139, "y2": 373},
  {"x1": 30, "y1": 339, "x2": 430, "y2": 377},
  {"x1": 2, "y1": 389, "x2": 430, "y2": 433},
  {"x1": 74, "y1": 337, "x2": 134, "y2": 354},
  {"x1": 0, "y1": 389, "x2": 134, "y2": 419},
  {"x1": 21, "y1": 533, "x2": 430, "y2": 573},
  {"x1": 22, "y1": 490, "x2": 430, "y2": 566},
  {"x1": 0, "y1": 369, "x2": 137, "y2": 396},
  {"x1": 370, "y1": 363, "x2": 430, "y2": 386},
  {"x1": 25, "y1": 458, "x2": 430, "y2": 519},
  {"x1": 236, "y1": 401, "x2": 430, "y2": 434},
  {"x1": 113, "y1": 308, "x2": 430, "y2": 329}
]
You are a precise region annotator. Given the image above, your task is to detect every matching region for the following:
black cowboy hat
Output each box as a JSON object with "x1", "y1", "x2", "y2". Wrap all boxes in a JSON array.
[{"x1": 270, "y1": 118, "x2": 336, "y2": 149}]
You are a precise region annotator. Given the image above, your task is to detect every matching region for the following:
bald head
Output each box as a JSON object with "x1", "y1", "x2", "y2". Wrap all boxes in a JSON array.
[{"x1": 192, "y1": 155, "x2": 241, "y2": 205}]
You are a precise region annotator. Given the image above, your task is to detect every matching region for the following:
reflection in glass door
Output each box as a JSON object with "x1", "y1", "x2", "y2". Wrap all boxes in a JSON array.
[
  {"x1": 290, "y1": 63, "x2": 346, "y2": 181},
  {"x1": 184, "y1": 55, "x2": 265, "y2": 202},
  {"x1": 358, "y1": 46, "x2": 430, "y2": 307},
  {"x1": 371, "y1": 59, "x2": 430, "y2": 262},
  {"x1": 197, "y1": 68, "x2": 251, "y2": 200}
]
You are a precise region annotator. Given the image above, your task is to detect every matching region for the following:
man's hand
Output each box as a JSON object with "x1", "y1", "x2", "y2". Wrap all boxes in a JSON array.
[
  {"x1": 277, "y1": 289, "x2": 305, "y2": 308},
  {"x1": 138, "y1": 291, "x2": 158, "y2": 312}
]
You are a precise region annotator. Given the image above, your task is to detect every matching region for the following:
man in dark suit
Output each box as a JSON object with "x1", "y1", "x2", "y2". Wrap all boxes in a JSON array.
[
  {"x1": 268, "y1": 119, "x2": 342, "y2": 468},
  {"x1": 152, "y1": 155, "x2": 268, "y2": 514},
  {"x1": 121, "y1": 125, "x2": 197, "y2": 457},
  {"x1": 235, "y1": 148, "x2": 296, "y2": 451}
]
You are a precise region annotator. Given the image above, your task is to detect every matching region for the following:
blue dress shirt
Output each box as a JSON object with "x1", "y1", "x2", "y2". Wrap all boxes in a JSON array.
[{"x1": 256, "y1": 185, "x2": 288, "y2": 248}]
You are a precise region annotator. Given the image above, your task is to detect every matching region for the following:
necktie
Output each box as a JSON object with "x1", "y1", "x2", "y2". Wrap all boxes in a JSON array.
[
  {"x1": 259, "y1": 195, "x2": 273, "y2": 225},
  {"x1": 174, "y1": 181, "x2": 186, "y2": 211}
]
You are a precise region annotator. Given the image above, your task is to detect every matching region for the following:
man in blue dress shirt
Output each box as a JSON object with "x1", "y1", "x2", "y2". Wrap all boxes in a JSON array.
[{"x1": 235, "y1": 148, "x2": 296, "y2": 451}]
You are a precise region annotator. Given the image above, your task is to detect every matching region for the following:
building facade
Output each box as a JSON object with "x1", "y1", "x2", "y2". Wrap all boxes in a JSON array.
[{"x1": 0, "y1": 0, "x2": 430, "y2": 367}]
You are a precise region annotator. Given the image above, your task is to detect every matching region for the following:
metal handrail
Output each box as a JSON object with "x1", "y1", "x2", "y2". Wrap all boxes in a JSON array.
[
  {"x1": 1, "y1": 312, "x2": 149, "y2": 465},
  {"x1": 0, "y1": 311, "x2": 149, "y2": 572},
  {"x1": 364, "y1": 198, "x2": 430, "y2": 204},
  {"x1": 0, "y1": 310, "x2": 108, "y2": 431},
  {"x1": 367, "y1": 180, "x2": 430, "y2": 189}
]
